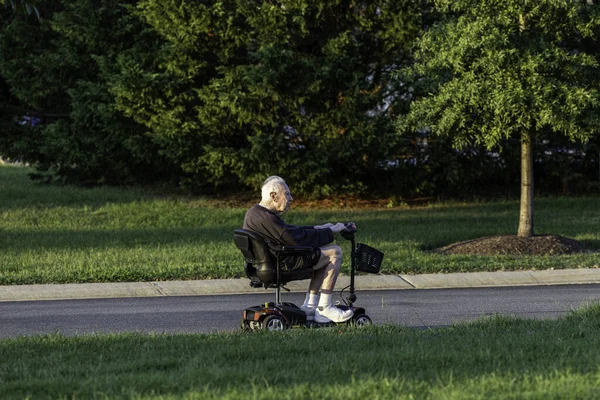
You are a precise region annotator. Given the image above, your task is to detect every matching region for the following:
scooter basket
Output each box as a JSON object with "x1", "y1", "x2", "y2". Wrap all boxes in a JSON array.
[{"x1": 355, "y1": 243, "x2": 384, "y2": 273}]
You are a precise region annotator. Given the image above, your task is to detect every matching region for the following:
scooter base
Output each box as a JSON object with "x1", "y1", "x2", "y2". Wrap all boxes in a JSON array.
[{"x1": 241, "y1": 302, "x2": 371, "y2": 331}]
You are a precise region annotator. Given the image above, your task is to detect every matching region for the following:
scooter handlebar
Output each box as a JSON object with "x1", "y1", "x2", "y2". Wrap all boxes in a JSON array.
[{"x1": 340, "y1": 222, "x2": 356, "y2": 240}]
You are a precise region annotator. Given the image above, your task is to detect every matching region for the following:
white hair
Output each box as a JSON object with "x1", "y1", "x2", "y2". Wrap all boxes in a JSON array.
[{"x1": 261, "y1": 176, "x2": 287, "y2": 201}]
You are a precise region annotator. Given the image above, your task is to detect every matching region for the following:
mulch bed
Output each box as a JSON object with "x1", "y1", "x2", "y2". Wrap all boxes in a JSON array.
[{"x1": 436, "y1": 234, "x2": 589, "y2": 256}]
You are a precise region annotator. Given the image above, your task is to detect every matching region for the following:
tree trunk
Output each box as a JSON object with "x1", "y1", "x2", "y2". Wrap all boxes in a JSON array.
[
  {"x1": 516, "y1": 13, "x2": 534, "y2": 238},
  {"x1": 517, "y1": 131, "x2": 534, "y2": 237}
]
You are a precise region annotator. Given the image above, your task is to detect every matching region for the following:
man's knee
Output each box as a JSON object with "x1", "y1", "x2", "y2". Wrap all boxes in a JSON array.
[
  {"x1": 313, "y1": 245, "x2": 343, "y2": 271},
  {"x1": 324, "y1": 245, "x2": 342, "y2": 266}
]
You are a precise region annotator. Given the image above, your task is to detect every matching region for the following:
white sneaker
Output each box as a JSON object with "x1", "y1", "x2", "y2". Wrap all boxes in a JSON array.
[
  {"x1": 315, "y1": 305, "x2": 354, "y2": 323},
  {"x1": 300, "y1": 305, "x2": 316, "y2": 320},
  {"x1": 300, "y1": 305, "x2": 316, "y2": 314}
]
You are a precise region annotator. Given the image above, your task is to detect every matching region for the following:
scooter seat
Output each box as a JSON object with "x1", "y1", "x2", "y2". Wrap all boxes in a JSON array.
[{"x1": 235, "y1": 229, "x2": 315, "y2": 286}]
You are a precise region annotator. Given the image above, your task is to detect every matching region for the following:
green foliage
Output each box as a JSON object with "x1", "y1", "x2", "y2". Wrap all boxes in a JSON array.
[
  {"x1": 0, "y1": 0, "x2": 40, "y2": 20},
  {"x1": 0, "y1": 0, "x2": 170, "y2": 185},
  {"x1": 398, "y1": 0, "x2": 600, "y2": 148},
  {"x1": 0, "y1": 2, "x2": 63, "y2": 110},
  {"x1": 111, "y1": 0, "x2": 422, "y2": 195},
  {"x1": 1, "y1": 1, "x2": 598, "y2": 197},
  {"x1": 0, "y1": 0, "x2": 422, "y2": 195}
]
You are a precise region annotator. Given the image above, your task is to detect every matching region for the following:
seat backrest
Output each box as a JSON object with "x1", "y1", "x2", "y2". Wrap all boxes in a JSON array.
[
  {"x1": 233, "y1": 229, "x2": 274, "y2": 272},
  {"x1": 234, "y1": 228, "x2": 315, "y2": 285}
]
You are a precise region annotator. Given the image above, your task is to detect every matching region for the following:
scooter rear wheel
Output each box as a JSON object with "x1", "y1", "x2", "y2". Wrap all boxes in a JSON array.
[{"x1": 240, "y1": 319, "x2": 250, "y2": 331}]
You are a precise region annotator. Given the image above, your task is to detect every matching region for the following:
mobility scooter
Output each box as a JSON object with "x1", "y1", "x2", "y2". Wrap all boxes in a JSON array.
[{"x1": 234, "y1": 223, "x2": 383, "y2": 331}]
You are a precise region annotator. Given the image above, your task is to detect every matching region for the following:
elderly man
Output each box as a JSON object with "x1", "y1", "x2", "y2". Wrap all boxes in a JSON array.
[{"x1": 243, "y1": 175, "x2": 353, "y2": 323}]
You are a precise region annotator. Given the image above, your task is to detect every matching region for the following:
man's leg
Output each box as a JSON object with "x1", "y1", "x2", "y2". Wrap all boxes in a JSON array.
[
  {"x1": 308, "y1": 245, "x2": 342, "y2": 294},
  {"x1": 304, "y1": 245, "x2": 353, "y2": 323},
  {"x1": 301, "y1": 245, "x2": 341, "y2": 312}
]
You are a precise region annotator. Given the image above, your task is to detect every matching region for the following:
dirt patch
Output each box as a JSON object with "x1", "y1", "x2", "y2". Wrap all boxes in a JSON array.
[
  {"x1": 437, "y1": 234, "x2": 589, "y2": 256},
  {"x1": 205, "y1": 193, "x2": 434, "y2": 209}
]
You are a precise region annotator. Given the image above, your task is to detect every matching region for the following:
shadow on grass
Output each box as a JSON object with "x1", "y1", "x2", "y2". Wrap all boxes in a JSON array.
[
  {"x1": 580, "y1": 239, "x2": 600, "y2": 250},
  {"x1": 0, "y1": 166, "x2": 153, "y2": 211},
  {"x1": 0, "y1": 227, "x2": 237, "y2": 251},
  {"x1": 2, "y1": 208, "x2": 599, "y2": 254}
]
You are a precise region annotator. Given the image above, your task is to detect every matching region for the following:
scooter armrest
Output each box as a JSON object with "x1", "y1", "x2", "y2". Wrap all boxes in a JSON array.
[{"x1": 279, "y1": 246, "x2": 315, "y2": 256}]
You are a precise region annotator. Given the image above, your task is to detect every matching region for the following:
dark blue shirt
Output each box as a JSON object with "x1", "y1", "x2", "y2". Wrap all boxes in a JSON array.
[{"x1": 242, "y1": 204, "x2": 334, "y2": 251}]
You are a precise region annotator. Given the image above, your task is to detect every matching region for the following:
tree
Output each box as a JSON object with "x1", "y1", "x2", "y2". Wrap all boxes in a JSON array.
[
  {"x1": 0, "y1": 1, "x2": 58, "y2": 166},
  {"x1": 0, "y1": 0, "x2": 40, "y2": 20},
  {"x1": 1, "y1": 0, "x2": 423, "y2": 193},
  {"x1": 398, "y1": 0, "x2": 600, "y2": 237},
  {"x1": 0, "y1": 0, "x2": 169, "y2": 184},
  {"x1": 112, "y1": 0, "x2": 421, "y2": 195}
]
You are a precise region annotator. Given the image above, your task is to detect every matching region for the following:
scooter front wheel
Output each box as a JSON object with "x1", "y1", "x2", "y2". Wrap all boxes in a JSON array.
[
  {"x1": 352, "y1": 314, "x2": 372, "y2": 327},
  {"x1": 262, "y1": 315, "x2": 286, "y2": 331}
]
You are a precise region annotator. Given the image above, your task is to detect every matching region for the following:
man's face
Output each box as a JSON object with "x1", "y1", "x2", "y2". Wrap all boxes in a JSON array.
[{"x1": 271, "y1": 183, "x2": 293, "y2": 214}]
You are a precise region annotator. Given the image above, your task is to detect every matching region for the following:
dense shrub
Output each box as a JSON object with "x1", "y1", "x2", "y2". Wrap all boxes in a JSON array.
[
  {"x1": 0, "y1": 1, "x2": 598, "y2": 198},
  {"x1": 0, "y1": 1, "x2": 171, "y2": 185}
]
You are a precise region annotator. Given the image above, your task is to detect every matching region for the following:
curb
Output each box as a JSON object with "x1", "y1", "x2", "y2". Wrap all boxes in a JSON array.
[
  {"x1": 401, "y1": 268, "x2": 600, "y2": 289},
  {"x1": 1, "y1": 268, "x2": 599, "y2": 302}
]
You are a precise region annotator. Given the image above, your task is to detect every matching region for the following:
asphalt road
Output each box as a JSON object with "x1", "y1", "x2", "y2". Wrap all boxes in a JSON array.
[{"x1": 1, "y1": 284, "x2": 599, "y2": 338}]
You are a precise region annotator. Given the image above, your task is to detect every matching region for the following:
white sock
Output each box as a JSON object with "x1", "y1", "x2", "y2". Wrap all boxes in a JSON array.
[
  {"x1": 303, "y1": 292, "x2": 319, "y2": 308},
  {"x1": 318, "y1": 293, "x2": 332, "y2": 309}
]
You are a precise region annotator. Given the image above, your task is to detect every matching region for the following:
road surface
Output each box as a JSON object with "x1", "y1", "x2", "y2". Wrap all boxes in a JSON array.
[{"x1": 1, "y1": 284, "x2": 599, "y2": 338}]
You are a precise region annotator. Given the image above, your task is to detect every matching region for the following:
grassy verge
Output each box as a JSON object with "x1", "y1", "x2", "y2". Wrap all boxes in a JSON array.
[
  {"x1": 1, "y1": 303, "x2": 600, "y2": 399},
  {"x1": 1, "y1": 164, "x2": 599, "y2": 285}
]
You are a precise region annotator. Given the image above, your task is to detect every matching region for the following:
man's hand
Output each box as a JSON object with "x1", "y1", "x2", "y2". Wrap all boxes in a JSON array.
[
  {"x1": 330, "y1": 222, "x2": 347, "y2": 234},
  {"x1": 315, "y1": 222, "x2": 345, "y2": 234}
]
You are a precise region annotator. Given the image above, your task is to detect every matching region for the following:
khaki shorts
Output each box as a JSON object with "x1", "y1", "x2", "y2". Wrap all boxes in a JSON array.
[{"x1": 311, "y1": 245, "x2": 340, "y2": 270}]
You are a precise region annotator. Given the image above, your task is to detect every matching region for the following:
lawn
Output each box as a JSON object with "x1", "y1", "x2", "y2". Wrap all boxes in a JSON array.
[
  {"x1": 1, "y1": 164, "x2": 599, "y2": 285},
  {"x1": 1, "y1": 304, "x2": 600, "y2": 399}
]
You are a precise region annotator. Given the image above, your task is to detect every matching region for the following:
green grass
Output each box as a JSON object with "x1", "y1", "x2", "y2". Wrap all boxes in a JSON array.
[
  {"x1": 2, "y1": 303, "x2": 600, "y2": 399},
  {"x1": 1, "y1": 164, "x2": 599, "y2": 285}
]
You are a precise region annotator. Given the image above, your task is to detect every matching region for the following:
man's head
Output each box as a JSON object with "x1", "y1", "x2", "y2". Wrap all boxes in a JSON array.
[{"x1": 260, "y1": 175, "x2": 293, "y2": 215}]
